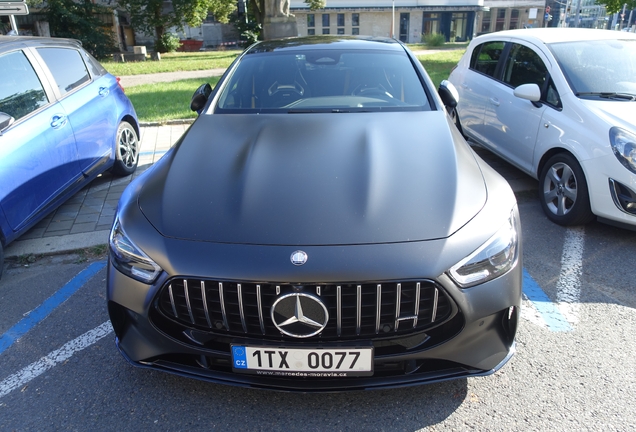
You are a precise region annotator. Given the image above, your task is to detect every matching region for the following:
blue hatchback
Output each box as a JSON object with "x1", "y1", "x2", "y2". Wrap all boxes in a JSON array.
[{"x1": 0, "y1": 36, "x2": 140, "y2": 278}]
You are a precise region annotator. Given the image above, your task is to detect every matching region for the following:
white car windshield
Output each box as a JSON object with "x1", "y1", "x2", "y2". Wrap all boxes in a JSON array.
[
  {"x1": 549, "y1": 39, "x2": 636, "y2": 98},
  {"x1": 215, "y1": 49, "x2": 431, "y2": 113}
]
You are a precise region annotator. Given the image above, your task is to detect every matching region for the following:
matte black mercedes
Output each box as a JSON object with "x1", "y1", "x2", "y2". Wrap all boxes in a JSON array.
[{"x1": 107, "y1": 37, "x2": 522, "y2": 392}]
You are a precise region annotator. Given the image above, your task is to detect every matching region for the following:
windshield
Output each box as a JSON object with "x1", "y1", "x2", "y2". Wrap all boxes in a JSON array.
[
  {"x1": 549, "y1": 39, "x2": 636, "y2": 97},
  {"x1": 215, "y1": 49, "x2": 431, "y2": 113}
]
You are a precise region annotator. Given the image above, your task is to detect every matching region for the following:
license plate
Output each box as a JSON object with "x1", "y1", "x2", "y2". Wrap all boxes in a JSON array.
[{"x1": 231, "y1": 345, "x2": 374, "y2": 377}]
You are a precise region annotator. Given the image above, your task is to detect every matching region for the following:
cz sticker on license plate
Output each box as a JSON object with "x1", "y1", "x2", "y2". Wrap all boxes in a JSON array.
[{"x1": 231, "y1": 345, "x2": 374, "y2": 377}]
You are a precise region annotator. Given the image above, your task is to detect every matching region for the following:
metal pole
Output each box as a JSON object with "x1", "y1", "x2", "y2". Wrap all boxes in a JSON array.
[
  {"x1": 9, "y1": 14, "x2": 18, "y2": 35},
  {"x1": 392, "y1": 0, "x2": 395, "y2": 38},
  {"x1": 574, "y1": 0, "x2": 582, "y2": 27}
]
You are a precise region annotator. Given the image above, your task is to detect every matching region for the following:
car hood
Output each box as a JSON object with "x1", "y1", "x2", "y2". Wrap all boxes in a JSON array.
[
  {"x1": 138, "y1": 112, "x2": 487, "y2": 245},
  {"x1": 580, "y1": 99, "x2": 636, "y2": 132}
]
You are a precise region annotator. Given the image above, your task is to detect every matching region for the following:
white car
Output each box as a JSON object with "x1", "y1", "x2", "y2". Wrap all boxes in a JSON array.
[{"x1": 449, "y1": 28, "x2": 636, "y2": 228}]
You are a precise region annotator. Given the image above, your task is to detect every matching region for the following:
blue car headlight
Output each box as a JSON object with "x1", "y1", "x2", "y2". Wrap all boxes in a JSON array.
[
  {"x1": 610, "y1": 127, "x2": 636, "y2": 174},
  {"x1": 109, "y1": 217, "x2": 162, "y2": 283},
  {"x1": 448, "y1": 210, "x2": 519, "y2": 288}
]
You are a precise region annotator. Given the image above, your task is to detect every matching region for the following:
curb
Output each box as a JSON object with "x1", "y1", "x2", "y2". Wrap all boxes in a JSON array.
[
  {"x1": 5, "y1": 231, "x2": 110, "y2": 259},
  {"x1": 140, "y1": 119, "x2": 195, "y2": 127}
]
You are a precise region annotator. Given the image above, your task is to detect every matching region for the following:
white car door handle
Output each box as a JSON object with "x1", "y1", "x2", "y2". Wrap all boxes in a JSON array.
[{"x1": 489, "y1": 97, "x2": 500, "y2": 107}]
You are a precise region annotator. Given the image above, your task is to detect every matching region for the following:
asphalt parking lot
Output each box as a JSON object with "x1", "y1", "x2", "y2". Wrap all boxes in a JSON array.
[
  {"x1": 1, "y1": 149, "x2": 635, "y2": 429},
  {"x1": 0, "y1": 194, "x2": 636, "y2": 431}
]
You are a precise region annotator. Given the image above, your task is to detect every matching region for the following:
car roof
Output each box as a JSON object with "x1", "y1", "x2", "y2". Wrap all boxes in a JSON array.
[
  {"x1": 0, "y1": 35, "x2": 82, "y2": 51},
  {"x1": 475, "y1": 28, "x2": 636, "y2": 45},
  {"x1": 245, "y1": 36, "x2": 406, "y2": 54}
]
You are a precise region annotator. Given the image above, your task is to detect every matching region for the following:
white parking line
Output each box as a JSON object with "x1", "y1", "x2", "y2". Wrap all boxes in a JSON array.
[
  {"x1": 556, "y1": 227, "x2": 585, "y2": 326},
  {"x1": 0, "y1": 322, "x2": 113, "y2": 399}
]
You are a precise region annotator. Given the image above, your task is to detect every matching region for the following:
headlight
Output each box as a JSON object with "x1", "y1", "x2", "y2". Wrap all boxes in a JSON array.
[
  {"x1": 610, "y1": 127, "x2": 636, "y2": 174},
  {"x1": 109, "y1": 217, "x2": 162, "y2": 283},
  {"x1": 448, "y1": 211, "x2": 519, "y2": 288}
]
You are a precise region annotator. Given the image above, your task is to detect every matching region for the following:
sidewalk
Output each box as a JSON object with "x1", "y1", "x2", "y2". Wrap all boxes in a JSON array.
[{"x1": 4, "y1": 121, "x2": 537, "y2": 259}]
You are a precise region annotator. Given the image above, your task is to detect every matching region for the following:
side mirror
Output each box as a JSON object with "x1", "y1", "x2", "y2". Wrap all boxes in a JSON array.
[
  {"x1": 0, "y1": 112, "x2": 15, "y2": 133},
  {"x1": 190, "y1": 83, "x2": 213, "y2": 113},
  {"x1": 438, "y1": 80, "x2": 459, "y2": 109},
  {"x1": 513, "y1": 83, "x2": 541, "y2": 102}
]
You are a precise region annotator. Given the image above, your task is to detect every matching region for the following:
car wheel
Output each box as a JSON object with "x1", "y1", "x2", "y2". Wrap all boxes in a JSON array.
[
  {"x1": 539, "y1": 153, "x2": 595, "y2": 226},
  {"x1": 111, "y1": 121, "x2": 139, "y2": 176}
]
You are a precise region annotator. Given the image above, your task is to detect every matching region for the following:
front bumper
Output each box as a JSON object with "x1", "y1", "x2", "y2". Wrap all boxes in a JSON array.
[
  {"x1": 107, "y1": 256, "x2": 522, "y2": 392},
  {"x1": 582, "y1": 155, "x2": 636, "y2": 228}
]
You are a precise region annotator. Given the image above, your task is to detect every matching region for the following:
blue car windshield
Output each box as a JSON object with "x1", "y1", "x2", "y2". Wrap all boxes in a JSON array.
[
  {"x1": 549, "y1": 39, "x2": 636, "y2": 97},
  {"x1": 215, "y1": 49, "x2": 431, "y2": 113}
]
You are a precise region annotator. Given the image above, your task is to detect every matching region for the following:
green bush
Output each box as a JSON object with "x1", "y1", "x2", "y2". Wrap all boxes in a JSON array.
[
  {"x1": 156, "y1": 33, "x2": 181, "y2": 53},
  {"x1": 422, "y1": 33, "x2": 446, "y2": 47}
]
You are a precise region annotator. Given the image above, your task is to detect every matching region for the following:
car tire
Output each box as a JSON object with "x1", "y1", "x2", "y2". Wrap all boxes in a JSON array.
[
  {"x1": 538, "y1": 153, "x2": 595, "y2": 226},
  {"x1": 111, "y1": 121, "x2": 139, "y2": 176}
]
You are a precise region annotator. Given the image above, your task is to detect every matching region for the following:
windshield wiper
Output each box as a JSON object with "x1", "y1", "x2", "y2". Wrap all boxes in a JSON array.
[{"x1": 575, "y1": 92, "x2": 636, "y2": 101}]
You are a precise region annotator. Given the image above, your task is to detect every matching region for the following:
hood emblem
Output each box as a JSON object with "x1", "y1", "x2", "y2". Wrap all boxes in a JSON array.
[
  {"x1": 290, "y1": 250, "x2": 308, "y2": 266},
  {"x1": 271, "y1": 293, "x2": 329, "y2": 338}
]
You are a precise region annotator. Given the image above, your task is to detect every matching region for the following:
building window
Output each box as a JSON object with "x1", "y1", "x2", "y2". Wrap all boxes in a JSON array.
[
  {"x1": 495, "y1": 9, "x2": 506, "y2": 31},
  {"x1": 509, "y1": 9, "x2": 519, "y2": 29},
  {"x1": 308, "y1": 29, "x2": 315, "y2": 35},
  {"x1": 481, "y1": 10, "x2": 491, "y2": 33},
  {"x1": 352, "y1": 27, "x2": 359, "y2": 35},
  {"x1": 322, "y1": 14, "x2": 330, "y2": 27},
  {"x1": 307, "y1": 14, "x2": 315, "y2": 28},
  {"x1": 337, "y1": 13, "x2": 345, "y2": 27},
  {"x1": 322, "y1": 28, "x2": 330, "y2": 34},
  {"x1": 337, "y1": 28, "x2": 345, "y2": 35},
  {"x1": 352, "y1": 13, "x2": 360, "y2": 27},
  {"x1": 422, "y1": 13, "x2": 440, "y2": 35}
]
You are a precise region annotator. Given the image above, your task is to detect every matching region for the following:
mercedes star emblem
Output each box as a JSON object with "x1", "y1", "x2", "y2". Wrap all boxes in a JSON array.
[
  {"x1": 271, "y1": 292, "x2": 329, "y2": 338},
  {"x1": 290, "y1": 250, "x2": 308, "y2": 266}
]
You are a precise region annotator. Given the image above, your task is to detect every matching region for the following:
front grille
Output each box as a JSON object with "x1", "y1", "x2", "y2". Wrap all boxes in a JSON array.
[{"x1": 156, "y1": 279, "x2": 455, "y2": 341}]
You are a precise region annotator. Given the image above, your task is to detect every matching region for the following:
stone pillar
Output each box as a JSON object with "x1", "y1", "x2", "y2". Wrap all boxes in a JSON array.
[{"x1": 262, "y1": 0, "x2": 298, "y2": 39}]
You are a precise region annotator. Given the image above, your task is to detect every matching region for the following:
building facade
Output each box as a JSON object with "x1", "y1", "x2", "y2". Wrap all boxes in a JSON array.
[{"x1": 290, "y1": 0, "x2": 482, "y2": 43}]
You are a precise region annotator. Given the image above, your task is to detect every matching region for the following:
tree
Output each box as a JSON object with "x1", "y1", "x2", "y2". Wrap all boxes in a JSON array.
[
  {"x1": 118, "y1": 0, "x2": 236, "y2": 52},
  {"x1": 43, "y1": 0, "x2": 115, "y2": 59},
  {"x1": 595, "y1": 0, "x2": 636, "y2": 14}
]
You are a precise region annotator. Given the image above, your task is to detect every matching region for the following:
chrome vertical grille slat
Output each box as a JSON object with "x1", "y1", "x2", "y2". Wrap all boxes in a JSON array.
[
  {"x1": 413, "y1": 282, "x2": 421, "y2": 328},
  {"x1": 218, "y1": 282, "x2": 229, "y2": 330},
  {"x1": 356, "y1": 285, "x2": 362, "y2": 336},
  {"x1": 237, "y1": 283, "x2": 247, "y2": 333},
  {"x1": 394, "y1": 283, "x2": 402, "y2": 331},
  {"x1": 200, "y1": 281, "x2": 212, "y2": 328},
  {"x1": 431, "y1": 288, "x2": 439, "y2": 323},
  {"x1": 168, "y1": 284, "x2": 178, "y2": 318},
  {"x1": 157, "y1": 279, "x2": 454, "y2": 341},
  {"x1": 256, "y1": 284, "x2": 265, "y2": 335},
  {"x1": 183, "y1": 279, "x2": 195, "y2": 324},
  {"x1": 375, "y1": 284, "x2": 382, "y2": 334},
  {"x1": 337, "y1": 285, "x2": 342, "y2": 337}
]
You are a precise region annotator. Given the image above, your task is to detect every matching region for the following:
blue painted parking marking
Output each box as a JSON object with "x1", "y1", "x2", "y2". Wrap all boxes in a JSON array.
[
  {"x1": 522, "y1": 268, "x2": 572, "y2": 332},
  {"x1": 0, "y1": 261, "x2": 107, "y2": 355}
]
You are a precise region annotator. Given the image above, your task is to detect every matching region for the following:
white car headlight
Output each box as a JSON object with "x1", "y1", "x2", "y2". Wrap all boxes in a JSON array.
[
  {"x1": 610, "y1": 127, "x2": 636, "y2": 174},
  {"x1": 109, "y1": 217, "x2": 162, "y2": 283},
  {"x1": 448, "y1": 211, "x2": 519, "y2": 288}
]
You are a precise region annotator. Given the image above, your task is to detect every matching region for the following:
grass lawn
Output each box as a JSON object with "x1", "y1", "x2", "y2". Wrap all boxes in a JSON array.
[
  {"x1": 418, "y1": 49, "x2": 465, "y2": 88},
  {"x1": 126, "y1": 76, "x2": 221, "y2": 123},
  {"x1": 125, "y1": 50, "x2": 465, "y2": 123},
  {"x1": 102, "y1": 50, "x2": 241, "y2": 76}
]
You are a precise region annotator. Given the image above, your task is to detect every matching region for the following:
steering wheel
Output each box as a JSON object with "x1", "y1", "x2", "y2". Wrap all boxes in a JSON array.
[{"x1": 352, "y1": 84, "x2": 393, "y2": 98}]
